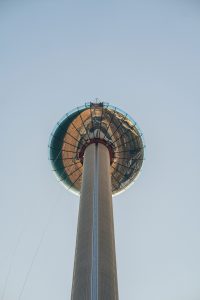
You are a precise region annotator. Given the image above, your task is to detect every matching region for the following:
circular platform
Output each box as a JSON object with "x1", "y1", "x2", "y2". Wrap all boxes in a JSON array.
[{"x1": 49, "y1": 102, "x2": 144, "y2": 195}]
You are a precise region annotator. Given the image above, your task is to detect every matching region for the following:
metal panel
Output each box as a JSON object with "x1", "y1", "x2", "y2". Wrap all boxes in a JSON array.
[{"x1": 71, "y1": 143, "x2": 118, "y2": 300}]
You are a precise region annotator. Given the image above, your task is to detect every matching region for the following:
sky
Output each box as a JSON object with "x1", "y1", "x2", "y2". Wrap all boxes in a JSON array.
[{"x1": 0, "y1": 0, "x2": 200, "y2": 299}]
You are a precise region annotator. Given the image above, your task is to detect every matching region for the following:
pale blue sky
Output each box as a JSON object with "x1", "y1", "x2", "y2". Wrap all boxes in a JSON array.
[{"x1": 0, "y1": 1, "x2": 200, "y2": 299}]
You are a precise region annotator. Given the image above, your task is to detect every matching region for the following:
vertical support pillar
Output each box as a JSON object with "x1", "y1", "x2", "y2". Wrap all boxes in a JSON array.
[{"x1": 71, "y1": 143, "x2": 118, "y2": 300}]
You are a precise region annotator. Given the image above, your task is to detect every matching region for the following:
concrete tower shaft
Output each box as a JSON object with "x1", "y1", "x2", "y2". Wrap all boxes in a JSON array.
[{"x1": 71, "y1": 143, "x2": 118, "y2": 300}]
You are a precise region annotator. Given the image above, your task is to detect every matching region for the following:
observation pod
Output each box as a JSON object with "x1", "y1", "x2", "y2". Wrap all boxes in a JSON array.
[{"x1": 49, "y1": 102, "x2": 144, "y2": 300}]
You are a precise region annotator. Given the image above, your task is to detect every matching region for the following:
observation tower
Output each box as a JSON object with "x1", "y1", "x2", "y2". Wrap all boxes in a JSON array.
[{"x1": 49, "y1": 101, "x2": 144, "y2": 300}]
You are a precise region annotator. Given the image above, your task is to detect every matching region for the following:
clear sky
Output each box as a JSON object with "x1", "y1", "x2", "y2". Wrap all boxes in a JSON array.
[{"x1": 0, "y1": 0, "x2": 200, "y2": 299}]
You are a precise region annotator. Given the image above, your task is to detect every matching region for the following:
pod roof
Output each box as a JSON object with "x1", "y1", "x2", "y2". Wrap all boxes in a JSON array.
[{"x1": 49, "y1": 102, "x2": 144, "y2": 196}]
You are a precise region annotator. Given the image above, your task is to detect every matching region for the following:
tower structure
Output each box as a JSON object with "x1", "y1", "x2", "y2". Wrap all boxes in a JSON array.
[{"x1": 49, "y1": 101, "x2": 144, "y2": 300}]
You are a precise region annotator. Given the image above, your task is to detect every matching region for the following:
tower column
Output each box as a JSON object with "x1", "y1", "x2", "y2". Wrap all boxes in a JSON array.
[{"x1": 71, "y1": 143, "x2": 118, "y2": 300}]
